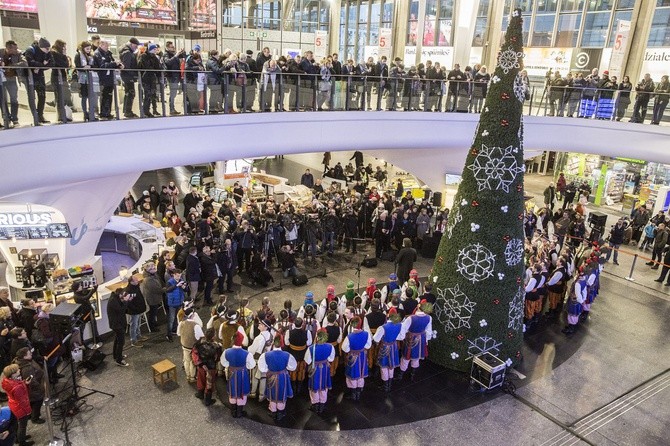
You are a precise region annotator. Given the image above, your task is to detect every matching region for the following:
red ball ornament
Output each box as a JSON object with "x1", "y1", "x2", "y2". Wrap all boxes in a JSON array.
[
  {"x1": 493, "y1": 299, "x2": 500, "y2": 305},
  {"x1": 438, "y1": 256, "x2": 444, "y2": 263},
  {"x1": 501, "y1": 93, "x2": 510, "y2": 100},
  {"x1": 501, "y1": 119, "x2": 509, "y2": 126},
  {"x1": 456, "y1": 334, "x2": 465, "y2": 341},
  {"x1": 517, "y1": 184, "x2": 523, "y2": 192},
  {"x1": 502, "y1": 235, "x2": 511, "y2": 242},
  {"x1": 472, "y1": 200, "x2": 479, "y2": 207},
  {"x1": 507, "y1": 332, "x2": 514, "y2": 339},
  {"x1": 518, "y1": 213, "x2": 524, "y2": 220},
  {"x1": 515, "y1": 351, "x2": 522, "y2": 358},
  {"x1": 516, "y1": 277, "x2": 522, "y2": 284},
  {"x1": 471, "y1": 148, "x2": 479, "y2": 155}
]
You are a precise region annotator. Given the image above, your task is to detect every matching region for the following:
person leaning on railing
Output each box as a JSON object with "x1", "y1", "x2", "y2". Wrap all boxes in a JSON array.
[
  {"x1": 0, "y1": 40, "x2": 27, "y2": 128},
  {"x1": 161, "y1": 41, "x2": 186, "y2": 115},
  {"x1": 631, "y1": 73, "x2": 654, "y2": 123},
  {"x1": 23, "y1": 37, "x2": 53, "y2": 124},
  {"x1": 651, "y1": 75, "x2": 669, "y2": 126},
  {"x1": 92, "y1": 40, "x2": 123, "y2": 120},
  {"x1": 616, "y1": 76, "x2": 633, "y2": 121},
  {"x1": 205, "y1": 50, "x2": 224, "y2": 114},
  {"x1": 74, "y1": 40, "x2": 96, "y2": 121},
  {"x1": 185, "y1": 50, "x2": 205, "y2": 115},
  {"x1": 49, "y1": 39, "x2": 71, "y2": 123},
  {"x1": 137, "y1": 43, "x2": 161, "y2": 118},
  {"x1": 261, "y1": 58, "x2": 282, "y2": 112}
]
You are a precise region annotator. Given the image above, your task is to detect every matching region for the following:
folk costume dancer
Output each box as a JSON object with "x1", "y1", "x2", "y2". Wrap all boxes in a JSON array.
[
  {"x1": 323, "y1": 312, "x2": 343, "y2": 376},
  {"x1": 341, "y1": 316, "x2": 372, "y2": 401},
  {"x1": 545, "y1": 258, "x2": 567, "y2": 320},
  {"x1": 399, "y1": 301, "x2": 433, "y2": 382},
  {"x1": 563, "y1": 268, "x2": 587, "y2": 335},
  {"x1": 304, "y1": 329, "x2": 335, "y2": 414},
  {"x1": 221, "y1": 331, "x2": 256, "y2": 418},
  {"x1": 248, "y1": 319, "x2": 273, "y2": 401},
  {"x1": 193, "y1": 328, "x2": 223, "y2": 406},
  {"x1": 373, "y1": 308, "x2": 404, "y2": 392},
  {"x1": 284, "y1": 317, "x2": 312, "y2": 393},
  {"x1": 363, "y1": 298, "x2": 387, "y2": 375},
  {"x1": 258, "y1": 335, "x2": 297, "y2": 421},
  {"x1": 379, "y1": 273, "x2": 399, "y2": 304}
]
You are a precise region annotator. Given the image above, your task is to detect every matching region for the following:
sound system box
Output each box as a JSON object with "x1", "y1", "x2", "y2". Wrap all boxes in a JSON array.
[
  {"x1": 421, "y1": 235, "x2": 441, "y2": 258},
  {"x1": 81, "y1": 349, "x2": 107, "y2": 371},
  {"x1": 588, "y1": 211, "x2": 607, "y2": 228},
  {"x1": 49, "y1": 302, "x2": 83, "y2": 337},
  {"x1": 292, "y1": 274, "x2": 309, "y2": 286},
  {"x1": 362, "y1": 257, "x2": 378, "y2": 268},
  {"x1": 470, "y1": 352, "x2": 506, "y2": 390}
]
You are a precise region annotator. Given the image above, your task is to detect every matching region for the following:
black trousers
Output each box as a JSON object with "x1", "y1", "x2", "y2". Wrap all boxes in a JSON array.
[
  {"x1": 112, "y1": 327, "x2": 125, "y2": 363},
  {"x1": 30, "y1": 399, "x2": 42, "y2": 421},
  {"x1": 15, "y1": 415, "x2": 28, "y2": 445},
  {"x1": 100, "y1": 85, "x2": 114, "y2": 117},
  {"x1": 123, "y1": 80, "x2": 136, "y2": 115},
  {"x1": 142, "y1": 81, "x2": 156, "y2": 114}
]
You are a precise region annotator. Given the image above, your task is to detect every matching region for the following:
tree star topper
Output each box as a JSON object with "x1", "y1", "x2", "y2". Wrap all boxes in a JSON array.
[{"x1": 467, "y1": 145, "x2": 525, "y2": 193}]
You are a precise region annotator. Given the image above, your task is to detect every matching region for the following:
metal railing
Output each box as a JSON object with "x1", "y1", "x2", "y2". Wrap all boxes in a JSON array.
[{"x1": 0, "y1": 66, "x2": 667, "y2": 128}]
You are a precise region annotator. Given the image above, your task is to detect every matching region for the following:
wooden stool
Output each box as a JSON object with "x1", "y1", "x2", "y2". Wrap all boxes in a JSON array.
[{"x1": 152, "y1": 359, "x2": 177, "y2": 387}]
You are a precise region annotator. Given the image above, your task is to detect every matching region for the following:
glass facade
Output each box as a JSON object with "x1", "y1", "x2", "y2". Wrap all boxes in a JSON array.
[
  {"x1": 502, "y1": 0, "x2": 637, "y2": 48},
  {"x1": 221, "y1": 0, "x2": 329, "y2": 32},
  {"x1": 648, "y1": 2, "x2": 670, "y2": 46},
  {"x1": 339, "y1": 0, "x2": 393, "y2": 63},
  {"x1": 472, "y1": 0, "x2": 491, "y2": 46}
]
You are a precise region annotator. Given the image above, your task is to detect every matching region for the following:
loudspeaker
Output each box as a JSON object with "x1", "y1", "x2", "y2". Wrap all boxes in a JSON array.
[
  {"x1": 81, "y1": 349, "x2": 106, "y2": 371},
  {"x1": 588, "y1": 211, "x2": 607, "y2": 228},
  {"x1": 292, "y1": 274, "x2": 309, "y2": 286},
  {"x1": 470, "y1": 352, "x2": 506, "y2": 390},
  {"x1": 421, "y1": 236, "x2": 441, "y2": 258},
  {"x1": 50, "y1": 302, "x2": 83, "y2": 338},
  {"x1": 362, "y1": 257, "x2": 378, "y2": 268},
  {"x1": 432, "y1": 192, "x2": 443, "y2": 207}
]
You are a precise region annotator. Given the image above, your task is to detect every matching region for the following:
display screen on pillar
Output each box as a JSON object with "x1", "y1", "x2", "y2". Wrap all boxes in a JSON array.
[
  {"x1": 85, "y1": 0, "x2": 178, "y2": 26},
  {"x1": 0, "y1": 0, "x2": 37, "y2": 13}
]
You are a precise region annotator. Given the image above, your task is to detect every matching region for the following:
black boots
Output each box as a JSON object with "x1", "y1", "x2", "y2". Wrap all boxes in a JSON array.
[
  {"x1": 231, "y1": 404, "x2": 238, "y2": 417},
  {"x1": 275, "y1": 409, "x2": 287, "y2": 421},
  {"x1": 394, "y1": 370, "x2": 404, "y2": 381},
  {"x1": 561, "y1": 324, "x2": 576, "y2": 335},
  {"x1": 204, "y1": 392, "x2": 216, "y2": 406},
  {"x1": 383, "y1": 379, "x2": 392, "y2": 393},
  {"x1": 310, "y1": 403, "x2": 326, "y2": 414},
  {"x1": 409, "y1": 368, "x2": 417, "y2": 382},
  {"x1": 235, "y1": 404, "x2": 247, "y2": 418},
  {"x1": 195, "y1": 390, "x2": 204, "y2": 400}
]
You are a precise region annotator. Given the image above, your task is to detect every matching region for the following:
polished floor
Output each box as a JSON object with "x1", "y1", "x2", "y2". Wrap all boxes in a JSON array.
[{"x1": 8, "y1": 157, "x2": 670, "y2": 445}]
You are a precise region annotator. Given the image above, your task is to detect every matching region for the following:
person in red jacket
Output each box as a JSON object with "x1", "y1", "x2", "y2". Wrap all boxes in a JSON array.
[{"x1": 1, "y1": 364, "x2": 32, "y2": 446}]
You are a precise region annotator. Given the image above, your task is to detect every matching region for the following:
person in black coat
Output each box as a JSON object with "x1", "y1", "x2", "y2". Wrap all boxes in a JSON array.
[
  {"x1": 50, "y1": 40, "x2": 71, "y2": 123},
  {"x1": 137, "y1": 43, "x2": 161, "y2": 117},
  {"x1": 16, "y1": 300, "x2": 37, "y2": 341},
  {"x1": 199, "y1": 246, "x2": 218, "y2": 305},
  {"x1": 216, "y1": 239, "x2": 236, "y2": 293},
  {"x1": 374, "y1": 211, "x2": 391, "y2": 259},
  {"x1": 119, "y1": 37, "x2": 140, "y2": 118},
  {"x1": 183, "y1": 188, "x2": 202, "y2": 218},
  {"x1": 23, "y1": 38, "x2": 53, "y2": 123},
  {"x1": 395, "y1": 238, "x2": 418, "y2": 284},
  {"x1": 124, "y1": 276, "x2": 147, "y2": 347},
  {"x1": 72, "y1": 282, "x2": 100, "y2": 348},
  {"x1": 93, "y1": 40, "x2": 123, "y2": 119},
  {"x1": 107, "y1": 290, "x2": 130, "y2": 366},
  {"x1": 606, "y1": 219, "x2": 626, "y2": 265}
]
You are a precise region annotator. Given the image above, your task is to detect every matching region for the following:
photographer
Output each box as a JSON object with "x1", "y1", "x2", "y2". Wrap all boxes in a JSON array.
[
  {"x1": 631, "y1": 73, "x2": 655, "y2": 123},
  {"x1": 278, "y1": 245, "x2": 298, "y2": 279},
  {"x1": 161, "y1": 41, "x2": 186, "y2": 115},
  {"x1": 165, "y1": 269, "x2": 187, "y2": 342},
  {"x1": 235, "y1": 220, "x2": 255, "y2": 274},
  {"x1": 71, "y1": 282, "x2": 101, "y2": 349},
  {"x1": 107, "y1": 290, "x2": 131, "y2": 367},
  {"x1": 304, "y1": 212, "x2": 321, "y2": 264},
  {"x1": 322, "y1": 208, "x2": 341, "y2": 256},
  {"x1": 342, "y1": 207, "x2": 359, "y2": 254}
]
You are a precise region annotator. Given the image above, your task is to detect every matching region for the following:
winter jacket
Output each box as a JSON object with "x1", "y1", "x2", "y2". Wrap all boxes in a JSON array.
[
  {"x1": 137, "y1": 51, "x2": 161, "y2": 84},
  {"x1": 119, "y1": 44, "x2": 138, "y2": 82},
  {"x1": 124, "y1": 283, "x2": 147, "y2": 315},
  {"x1": 162, "y1": 50, "x2": 182, "y2": 83},
  {"x1": 16, "y1": 358, "x2": 44, "y2": 402},
  {"x1": 198, "y1": 253, "x2": 218, "y2": 282},
  {"x1": 1, "y1": 377, "x2": 31, "y2": 419},
  {"x1": 186, "y1": 254, "x2": 202, "y2": 282},
  {"x1": 140, "y1": 272, "x2": 164, "y2": 307},
  {"x1": 23, "y1": 44, "x2": 52, "y2": 82},
  {"x1": 166, "y1": 277, "x2": 185, "y2": 308},
  {"x1": 93, "y1": 48, "x2": 121, "y2": 87},
  {"x1": 50, "y1": 51, "x2": 69, "y2": 86},
  {"x1": 106, "y1": 292, "x2": 128, "y2": 331}
]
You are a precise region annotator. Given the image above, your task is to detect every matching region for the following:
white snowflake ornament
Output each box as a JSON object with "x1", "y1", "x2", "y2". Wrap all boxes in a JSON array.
[
  {"x1": 470, "y1": 223, "x2": 480, "y2": 232},
  {"x1": 512, "y1": 9, "x2": 520, "y2": 17},
  {"x1": 506, "y1": 358, "x2": 513, "y2": 367},
  {"x1": 504, "y1": 238, "x2": 524, "y2": 266},
  {"x1": 461, "y1": 199, "x2": 468, "y2": 206},
  {"x1": 446, "y1": 206, "x2": 463, "y2": 239},
  {"x1": 434, "y1": 284, "x2": 477, "y2": 333},
  {"x1": 501, "y1": 205, "x2": 509, "y2": 213},
  {"x1": 485, "y1": 107, "x2": 489, "y2": 112},
  {"x1": 482, "y1": 130, "x2": 489, "y2": 136},
  {"x1": 467, "y1": 145, "x2": 525, "y2": 193},
  {"x1": 451, "y1": 352, "x2": 460, "y2": 360},
  {"x1": 509, "y1": 287, "x2": 525, "y2": 331},
  {"x1": 479, "y1": 319, "x2": 488, "y2": 327},
  {"x1": 456, "y1": 243, "x2": 496, "y2": 283},
  {"x1": 498, "y1": 272, "x2": 505, "y2": 280},
  {"x1": 467, "y1": 335, "x2": 502, "y2": 359},
  {"x1": 432, "y1": 330, "x2": 438, "y2": 339},
  {"x1": 497, "y1": 46, "x2": 524, "y2": 74},
  {"x1": 514, "y1": 73, "x2": 527, "y2": 103},
  {"x1": 491, "y1": 75, "x2": 501, "y2": 84}
]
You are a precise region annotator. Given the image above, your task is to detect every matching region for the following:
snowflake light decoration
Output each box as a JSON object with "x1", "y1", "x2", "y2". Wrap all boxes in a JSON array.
[
  {"x1": 446, "y1": 205, "x2": 463, "y2": 239},
  {"x1": 479, "y1": 319, "x2": 488, "y2": 327},
  {"x1": 467, "y1": 335, "x2": 503, "y2": 359},
  {"x1": 514, "y1": 73, "x2": 527, "y2": 103},
  {"x1": 434, "y1": 284, "x2": 477, "y2": 333},
  {"x1": 467, "y1": 145, "x2": 524, "y2": 193},
  {"x1": 508, "y1": 286, "x2": 524, "y2": 331},
  {"x1": 498, "y1": 46, "x2": 524, "y2": 74},
  {"x1": 451, "y1": 352, "x2": 460, "y2": 360},
  {"x1": 504, "y1": 238, "x2": 524, "y2": 266},
  {"x1": 456, "y1": 243, "x2": 496, "y2": 283}
]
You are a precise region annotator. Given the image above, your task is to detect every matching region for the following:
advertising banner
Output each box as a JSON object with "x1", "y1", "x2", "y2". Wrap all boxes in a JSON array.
[
  {"x1": 378, "y1": 27, "x2": 392, "y2": 60},
  {"x1": 85, "y1": 0, "x2": 178, "y2": 26},
  {"x1": 569, "y1": 48, "x2": 602, "y2": 75},
  {"x1": 522, "y1": 47, "x2": 572, "y2": 77},
  {"x1": 608, "y1": 20, "x2": 631, "y2": 80},
  {"x1": 189, "y1": 0, "x2": 215, "y2": 30},
  {"x1": 640, "y1": 47, "x2": 670, "y2": 82},
  {"x1": 0, "y1": 0, "x2": 37, "y2": 12},
  {"x1": 314, "y1": 30, "x2": 328, "y2": 59}
]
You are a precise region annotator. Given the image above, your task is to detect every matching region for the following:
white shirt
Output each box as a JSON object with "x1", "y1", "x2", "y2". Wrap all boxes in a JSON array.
[
  {"x1": 177, "y1": 317, "x2": 204, "y2": 341},
  {"x1": 257, "y1": 348, "x2": 298, "y2": 373},
  {"x1": 218, "y1": 324, "x2": 248, "y2": 347},
  {"x1": 341, "y1": 330, "x2": 372, "y2": 352},
  {"x1": 401, "y1": 311, "x2": 433, "y2": 341},
  {"x1": 546, "y1": 269, "x2": 564, "y2": 287},
  {"x1": 304, "y1": 343, "x2": 335, "y2": 365},
  {"x1": 248, "y1": 330, "x2": 272, "y2": 357},
  {"x1": 220, "y1": 345, "x2": 256, "y2": 369}
]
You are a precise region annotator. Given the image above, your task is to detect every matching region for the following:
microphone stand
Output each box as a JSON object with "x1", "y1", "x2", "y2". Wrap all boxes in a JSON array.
[{"x1": 355, "y1": 254, "x2": 367, "y2": 295}]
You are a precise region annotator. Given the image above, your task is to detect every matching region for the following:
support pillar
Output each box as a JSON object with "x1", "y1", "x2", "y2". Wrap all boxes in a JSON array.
[
  {"x1": 483, "y1": 0, "x2": 505, "y2": 69},
  {"x1": 329, "y1": 0, "x2": 342, "y2": 56},
  {"x1": 214, "y1": 161, "x2": 226, "y2": 186},
  {"x1": 452, "y1": 0, "x2": 479, "y2": 68},
  {"x1": 36, "y1": 0, "x2": 87, "y2": 50},
  {"x1": 622, "y1": 0, "x2": 656, "y2": 83},
  {"x1": 391, "y1": 0, "x2": 410, "y2": 62}
]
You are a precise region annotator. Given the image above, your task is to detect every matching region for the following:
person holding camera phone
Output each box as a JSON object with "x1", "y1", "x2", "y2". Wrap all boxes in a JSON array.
[
  {"x1": 107, "y1": 290, "x2": 132, "y2": 367},
  {"x1": 13, "y1": 347, "x2": 44, "y2": 425},
  {"x1": 72, "y1": 281, "x2": 101, "y2": 349},
  {"x1": 1, "y1": 364, "x2": 32, "y2": 446}
]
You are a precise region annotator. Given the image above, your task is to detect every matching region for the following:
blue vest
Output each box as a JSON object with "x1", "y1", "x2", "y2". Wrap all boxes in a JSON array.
[
  {"x1": 348, "y1": 330, "x2": 369, "y2": 351},
  {"x1": 381, "y1": 321, "x2": 402, "y2": 342},
  {"x1": 224, "y1": 347, "x2": 250, "y2": 398},
  {"x1": 408, "y1": 314, "x2": 430, "y2": 333},
  {"x1": 224, "y1": 347, "x2": 248, "y2": 367},
  {"x1": 265, "y1": 349, "x2": 290, "y2": 372}
]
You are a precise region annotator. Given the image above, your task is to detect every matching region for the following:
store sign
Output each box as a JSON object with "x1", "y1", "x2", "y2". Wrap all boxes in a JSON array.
[
  {"x1": 0, "y1": 211, "x2": 71, "y2": 240},
  {"x1": 569, "y1": 48, "x2": 602, "y2": 75},
  {"x1": 314, "y1": 30, "x2": 328, "y2": 59},
  {"x1": 615, "y1": 157, "x2": 646, "y2": 165},
  {"x1": 608, "y1": 20, "x2": 630, "y2": 80},
  {"x1": 0, "y1": 0, "x2": 36, "y2": 13},
  {"x1": 194, "y1": 30, "x2": 216, "y2": 39},
  {"x1": 640, "y1": 47, "x2": 670, "y2": 82},
  {"x1": 378, "y1": 27, "x2": 392, "y2": 60},
  {"x1": 87, "y1": 26, "x2": 98, "y2": 33}
]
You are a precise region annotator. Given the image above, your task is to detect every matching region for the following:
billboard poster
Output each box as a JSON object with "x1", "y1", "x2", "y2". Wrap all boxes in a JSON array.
[
  {"x1": 640, "y1": 47, "x2": 670, "y2": 82},
  {"x1": 569, "y1": 48, "x2": 603, "y2": 76},
  {"x1": 378, "y1": 27, "x2": 392, "y2": 60},
  {"x1": 404, "y1": 46, "x2": 453, "y2": 69},
  {"x1": 0, "y1": 0, "x2": 37, "y2": 13},
  {"x1": 522, "y1": 47, "x2": 572, "y2": 77},
  {"x1": 608, "y1": 20, "x2": 631, "y2": 80},
  {"x1": 189, "y1": 0, "x2": 215, "y2": 30},
  {"x1": 85, "y1": 0, "x2": 177, "y2": 26}
]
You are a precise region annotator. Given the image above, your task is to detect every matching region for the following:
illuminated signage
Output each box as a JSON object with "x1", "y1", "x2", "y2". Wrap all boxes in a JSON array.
[{"x1": 0, "y1": 212, "x2": 71, "y2": 240}]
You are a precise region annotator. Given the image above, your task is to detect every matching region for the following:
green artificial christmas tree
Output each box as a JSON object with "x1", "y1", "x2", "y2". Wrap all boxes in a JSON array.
[{"x1": 429, "y1": 9, "x2": 527, "y2": 372}]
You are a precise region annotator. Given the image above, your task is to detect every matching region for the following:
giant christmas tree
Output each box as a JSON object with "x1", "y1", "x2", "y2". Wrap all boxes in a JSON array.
[{"x1": 430, "y1": 9, "x2": 526, "y2": 372}]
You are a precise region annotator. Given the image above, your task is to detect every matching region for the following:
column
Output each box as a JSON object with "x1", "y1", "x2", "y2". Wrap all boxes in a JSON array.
[
  {"x1": 413, "y1": 0, "x2": 427, "y2": 66},
  {"x1": 214, "y1": 161, "x2": 226, "y2": 186},
  {"x1": 36, "y1": 0, "x2": 88, "y2": 49},
  {"x1": 329, "y1": 0, "x2": 342, "y2": 56},
  {"x1": 391, "y1": 0, "x2": 410, "y2": 61},
  {"x1": 482, "y1": 0, "x2": 505, "y2": 69},
  {"x1": 452, "y1": 0, "x2": 479, "y2": 67},
  {"x1": 622, "y1": 0, "x2": 656, "y2": 83}
]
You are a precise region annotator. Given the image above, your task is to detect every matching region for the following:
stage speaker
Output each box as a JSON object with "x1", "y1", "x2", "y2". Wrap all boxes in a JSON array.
[
  {"x1": 49, "y1": 302, "x2": 83, "y2": 338},
  {"x1": 432, "y1": 192, "x2": 443, "y2": 207},
  {"x1": 421, "y1": 235, "x2": 441, "y2": 258},
  {"x1": 81, "y1": 349, "x2": 106, "y2": 371},
  {"x1": 362, "y1": 257, "x2": 378, "y2": 268},
  {"x1": 470, "y1": 352, "x2": 506, "y2": 390},
  {"x1": 588, "y1": 211, "x2": 608, "y2": 228},
  {"x1": 292, "y1": 274, "x2": 309, "y2": 286}
]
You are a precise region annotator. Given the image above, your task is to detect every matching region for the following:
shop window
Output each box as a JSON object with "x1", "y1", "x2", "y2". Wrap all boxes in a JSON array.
[
  {"x1": 587, "y1": 0, "x2": 614, "y2": 11},
  {"x1": 477, "y1": 0, "x2": 490, "y2": 17},
  {"x1": 556, "y1": 13, "x2": 581, "y2": 47},
  {"x1": 617, "y1": 0, "x2": 635, "y2": 8},
  {"x1": 222, "y1": 0, "x2": 243, "y2": 27},
  {"x1": 560, "y1": 0, "x2": 584, "y2": 12},
  {"x1": 647, "y1": 7, "x2": 670, "y2": 46},
  {"x1": 472, "y1": 17, "x2": 487, "y2": 46},
  {"x1": 581, "y1": 11, "x2": 611, "y2": 47},
  {"x1": 536, "y1": 0, "x2": 558, "y2": 13},
  {"x1": 532, "y1": 14, "x2": 555, "y2": 46},
  {"x1": 408, "y1": 0, "x2": 419, "y2": 45},
  {"x1": 607, "y1": 10, "x2": 632, "y2": 46},
  {"x1": 658, "y1": 0, "x2": 670, "y2": 6}
]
